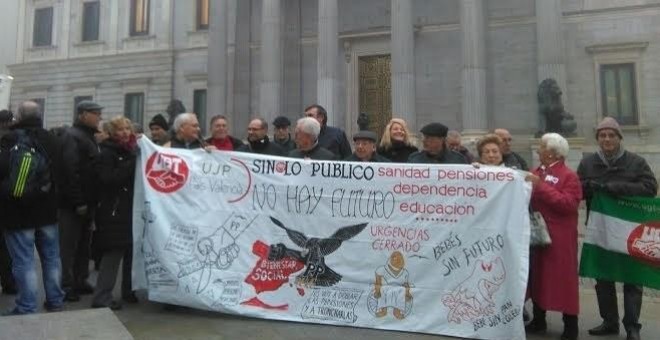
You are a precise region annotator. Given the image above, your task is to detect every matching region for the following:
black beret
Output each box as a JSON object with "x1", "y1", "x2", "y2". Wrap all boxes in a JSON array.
[
  {"x1": 352, "y1": 130, "x2": 378, "y2": 142},
  {"x1": 273, "y1": 116, "x2": 291, "y2": 128},
  {"x1": 420, "y1": 122, "x2": 449, "y2": 138}
]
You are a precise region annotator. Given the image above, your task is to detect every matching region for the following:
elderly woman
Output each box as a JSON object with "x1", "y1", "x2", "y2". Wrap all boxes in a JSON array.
[
  {"x1": 91, "y1": 116, "x2": 138, "y2": 310},
  {"x1": 377, "y1": 118, "x2": 418, "y2": 163},
  {"x1": 475, "y1": 134, "x2": 504, "y2": 166},
  {"x1": 525, "y1": 133, "x2": 582, "y2": 340}
]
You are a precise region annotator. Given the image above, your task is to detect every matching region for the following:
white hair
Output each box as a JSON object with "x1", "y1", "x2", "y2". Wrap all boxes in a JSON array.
[
  {"x1": 541, "y1": 133, "x2": 569, "y2": 158},
  {"x1": 296, "y1": 117, "x2": 321, "y2": 139},
  {"x1": 173, "y1": 113, "x2": 198, "y2": 132},
  {"x1": 447, "y1": 130, "x2": 462, "y2": 139}
]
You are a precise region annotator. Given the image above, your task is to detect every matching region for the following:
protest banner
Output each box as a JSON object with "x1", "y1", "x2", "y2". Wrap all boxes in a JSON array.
[{"x1": 132, "y1": 138, "x2": 531, "y2": 339}]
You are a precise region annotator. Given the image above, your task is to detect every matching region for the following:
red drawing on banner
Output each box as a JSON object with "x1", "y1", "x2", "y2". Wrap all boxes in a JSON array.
[
  {"x1": 240, "y1": 297, "x2": 288, "y2": 311},
  {"x1": 627, "y1": 222, "x2": 660, "y2": 266},
  {"x1": 245, "y1": 240, "x2": 305, "y2": 294},
  {"x1": 145, "y1": 152, "x2": 189, "y2": 193},
  {"x1": 442, "y1": 257, "x2": 506, "y2": 324}
]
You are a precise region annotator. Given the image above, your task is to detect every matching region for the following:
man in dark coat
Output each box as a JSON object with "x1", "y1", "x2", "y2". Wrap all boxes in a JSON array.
[
  {"x1": 408, "y1": 123, "x2": 468, "y2": 164},
  {"x1": 205, "y1": 115, "x2": 244, "y2": 151},
  {"x1": 0, "y1": 101, "x2": 65, "y2": 314},
  {"x1": 272, "y1": 116, "x2": 296, "y2": 153},
  {"x1": 495, "y1": 128, "x2": 529, "y2": 170},
  {"x1": 0, "y1": 109, "x2": 16, "y2": 295},
  {"x1": 237, "y1": 118, "x2": 285, "y2": 156},
  {"x1": 59, "y1": 100, "x2": 103, "y2": 301},
  {"x1": 345, "y1": 130, "x2": 390, "y2": 162},
  {"x1": 165, "y1": 113, "x2": 204, "y2": 149},
  {"x1": 148, "y1": 114, "x2": 170, "y2": 146},
  {"x1": 304, "y1": 104, "x2": 351, "y2": 159},
  {"x1": 578, "y1": 117, "x2": 658, "y2": 340},
  {"x1": 289, "y1": 117, "x2": 336, "y2": 161},
  {"x1": 446, "y1": 130, "x2": 476, "y2": 163}
]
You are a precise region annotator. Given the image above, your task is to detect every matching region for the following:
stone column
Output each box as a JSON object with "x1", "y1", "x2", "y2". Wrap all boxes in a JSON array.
[
  {"x1": 259, "y1": 0, "x2": 282, "y2": 123},
  {"x1": 317, "y1": 0, "x2": 338, "y2": 126},
  {"x1": 536, "y1": 0, "x2": 568, "y2": 130},
  {"x1": 206, "y1": 0, "x2": 228, "y2": 127},
  {"x1": 460, "y1": 0, "x2": 488, "y2": 135},
  {"x1": 391, "y1": 0, "x2": 416, "y2": 131}
]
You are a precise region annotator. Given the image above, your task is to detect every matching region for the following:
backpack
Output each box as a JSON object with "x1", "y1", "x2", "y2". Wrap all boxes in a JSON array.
[{"x1": 0, "y1": 129, "x2": 52, "y2": 201}]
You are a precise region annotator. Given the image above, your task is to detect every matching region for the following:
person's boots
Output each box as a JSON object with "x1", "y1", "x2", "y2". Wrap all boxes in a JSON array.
[
  {"x1": 525, "y1": 304, "x2": 547, "y2": 333},
  {"x1": 561, "y1": 314, "x2": 579, "y2": 340},
  {"x1": 625, "y1": 325, "x2": 641, "y2": 340}
]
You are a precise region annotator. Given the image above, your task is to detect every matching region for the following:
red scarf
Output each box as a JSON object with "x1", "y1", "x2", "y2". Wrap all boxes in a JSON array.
[
  {"x1": 211, "y1": 137, "x2": 234, "y2": 151},
  {"x1": 117, "y1": 134, "x2": 137, "y2": 152}
]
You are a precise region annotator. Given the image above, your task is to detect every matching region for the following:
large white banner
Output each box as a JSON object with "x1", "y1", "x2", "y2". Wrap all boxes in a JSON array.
[{"x1": 132, "y1": 138, "x2": 531, "y2": 340}]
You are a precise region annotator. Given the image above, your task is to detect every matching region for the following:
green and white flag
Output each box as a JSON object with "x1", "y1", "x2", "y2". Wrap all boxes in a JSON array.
[{"x1": 580, "y1": 193, "x2": 660, "y2": 289}]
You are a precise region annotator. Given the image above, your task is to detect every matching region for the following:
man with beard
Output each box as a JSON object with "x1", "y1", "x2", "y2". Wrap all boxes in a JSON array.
[{"x1": 237, "y1": 118, "x2": 285, "y2": 156}]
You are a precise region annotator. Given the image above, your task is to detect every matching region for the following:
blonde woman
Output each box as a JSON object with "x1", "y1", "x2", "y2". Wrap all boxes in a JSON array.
[{"x1": 377, "y1": 118, "x2": 418, "y2": 163}]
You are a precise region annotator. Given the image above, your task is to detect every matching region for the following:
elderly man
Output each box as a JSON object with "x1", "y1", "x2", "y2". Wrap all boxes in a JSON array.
[
  {"x1": 494, "y1": 128, "x2": 528, "y2": 170},
  {"x1": 165, "y1": 113, "x2": 204, "y2": 149},
  {"x1": 288, "y1": 117, "x2": 335, "y2": 160},
  {"x1": 345, "y1": 131, "x2": 390, "y2": 162},
  {"x1": 0, "y1": 101, "x2": 65, "y2": 315},
  {"x1": 446, "y1": 130, "x2": 475, "y2": 163},
  {"x1": 407, "y1": 123, "x2": 467, "y2": 164},
  {"x1": 237, "y1": 118, "x2": 284, "y2": 156},
  {"x1": 578, "y1": 117, "x2": 657, "y2": 340},
  {"x1": 304, "y1": 104, "x2": 351, "y2": 159},
  {"x1": 148, "y1": 114, "x2": 169, "y2": 146},
  {"x1": 205, "y1": 115, "x2": 243, "y2": 151},
  {"x1": 59, "y1": 100, "x2": 104, "y2": 301},
  {"x1": 272, "y1": 116, "x2": 296, "y2": 153}
]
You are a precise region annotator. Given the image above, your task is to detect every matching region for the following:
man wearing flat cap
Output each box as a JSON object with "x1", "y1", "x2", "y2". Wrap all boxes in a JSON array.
[
  {"x1": 272, "y1": 116, "x2": 296, "y2": 153},
  {"x1": 345, "y1": 130, "x2": 390, "y2": 162},
  {"x1": 59, "y1": 100, "x2": 104, "y2": 301},
  {"x1": 578, "y1": 117, "x2": 657, "y2": 340},
  {"x1": 407, "y1": 122, "x2": 468, "y2": 164}
]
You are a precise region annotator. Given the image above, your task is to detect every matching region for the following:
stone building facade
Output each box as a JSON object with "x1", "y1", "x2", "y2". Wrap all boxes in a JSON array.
[{"x1": 7, "y1": 0, "x2": 660, "y2": 170}]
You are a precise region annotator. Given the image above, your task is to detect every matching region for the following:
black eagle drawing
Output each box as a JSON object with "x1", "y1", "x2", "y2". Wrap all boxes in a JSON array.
[{"x1": 268, "y1": 217, "x2": 368, "y2": 287}]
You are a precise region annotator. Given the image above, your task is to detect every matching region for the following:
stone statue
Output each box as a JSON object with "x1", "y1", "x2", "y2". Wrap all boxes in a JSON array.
[
  {"x1": 537, "y1": 78, "x2": 577, "y2": 136},
  {"x1": 357, "y1": 112, "x2": 369, "y2": 131},
  {"x1": 166, "y1": 99, "x2": 187, "y2": 126}
]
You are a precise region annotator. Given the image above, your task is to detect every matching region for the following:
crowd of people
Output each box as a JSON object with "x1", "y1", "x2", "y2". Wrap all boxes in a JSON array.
[{"x1": 0, "y1": 100, "x2": 656, "y2": 340}]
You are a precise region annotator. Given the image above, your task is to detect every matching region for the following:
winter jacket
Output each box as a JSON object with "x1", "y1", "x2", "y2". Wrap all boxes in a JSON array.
[
  {"x1": 273, "y1": 135, "x2": 296, "y2": 153},
  {"x1": 318, "y1": 125, "x2": 352, "y2": 159},
  {"x1": 236, "y1": 136, "x2": 285, "y2": 156},
  {"x1": 0, "y1": 117, "x2": 61, "y2": 230},
  {"x1": 407, "y1": 148, "x2": 468, "y2": 164},
  {"x1": 93, "y1": 139, "x2": 136, "y2": 251},
  {"x1": 167, "y1": 136, "x2": 203, "y2": 149},
  {"x1": 529, "y1": 161, "x2": 582, "y2": 315},
  {"x1": 503, "y1": 151, "x2": 529, "y2": 171},
  {"x1": 344, "y1": 153, "x2": 391, "y2": 163},
  {"x1": 377, "y1": 142, "x2": 418, "y2": 163},
  {"x1": 577, "y1": 150, "x2": 657, "y2": 204},
  {"x1": 58, "y1": 121, "x2": 100, "y2": 210},
  {"x1": 288, "y1": 144, "x2": 336, "y2": 161}
]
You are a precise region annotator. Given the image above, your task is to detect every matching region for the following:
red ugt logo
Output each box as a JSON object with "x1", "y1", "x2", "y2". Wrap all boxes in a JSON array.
[{"x1": 145, "y1": 152, "x2": 190, "y2": 193}]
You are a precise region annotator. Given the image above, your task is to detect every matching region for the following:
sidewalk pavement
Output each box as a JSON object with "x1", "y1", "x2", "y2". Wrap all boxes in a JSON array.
[{"x1": 1, "y1": 282, "x2": 658, "y2": 339}]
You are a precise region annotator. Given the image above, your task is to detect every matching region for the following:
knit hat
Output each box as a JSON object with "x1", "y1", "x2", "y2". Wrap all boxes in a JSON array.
[
  {"x1": 596, "y1": 117, "x2": 623, "y2": 139},
  {"x1": 149, "y1": 114, "x2": 169, "y2": 130}
]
